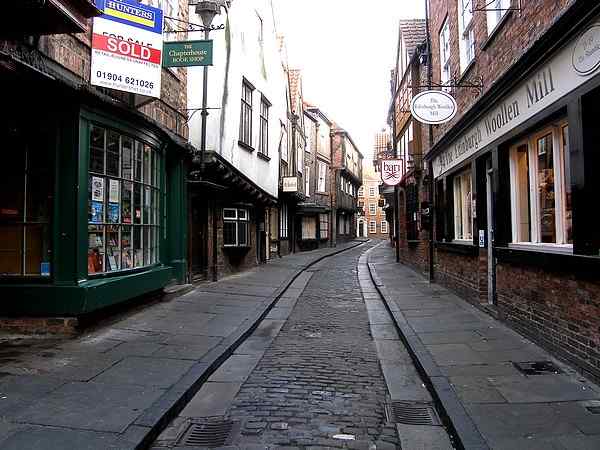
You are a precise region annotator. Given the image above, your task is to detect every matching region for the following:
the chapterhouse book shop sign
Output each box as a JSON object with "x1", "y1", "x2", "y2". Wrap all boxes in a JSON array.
[{"x1": 163, "y1": 40, "x2": 213, "y2": 67}]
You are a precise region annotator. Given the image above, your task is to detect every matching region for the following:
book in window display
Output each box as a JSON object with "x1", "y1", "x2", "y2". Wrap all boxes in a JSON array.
[
  {"x1": 88, "y1": 231, "x2": 104, "y2": 274},
  {"x1": 121, "y1": 229, "x2": 133, "y2": 269},
  {"x1": 90, "y1": 201, "x2": 104, "y2": 224},
  {"x1": 106, "y1": 228, "x2": 120, "y2": 271}
]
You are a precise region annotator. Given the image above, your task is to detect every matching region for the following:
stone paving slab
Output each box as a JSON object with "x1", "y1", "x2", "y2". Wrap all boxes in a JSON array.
[
  {"x1": 368, "y1": 242, "x2": 600, "y2": 450},
  {"x1": 0, "y1": 240, "x2": 365, "y2": 449}
]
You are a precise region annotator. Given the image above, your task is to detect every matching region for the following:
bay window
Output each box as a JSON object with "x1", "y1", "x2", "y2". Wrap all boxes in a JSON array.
[
  {"x1": 88, "y1": 125, "x2": 161, "y2": 275},
  {"x1": 223, "y1": 208, "x2": 250, "y2": 247},
  {"x1": 453, "y1": 168, "x2": 473, "y2": 241},
  {"x1": 509, "y1": 123, "x2": 572, "y2": 248}
]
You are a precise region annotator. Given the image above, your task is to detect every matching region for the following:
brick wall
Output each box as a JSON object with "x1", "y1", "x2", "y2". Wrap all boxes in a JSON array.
[
  {"x1": 496, "y1": 263, "x2": 600, "y2": 376},
  {"x1": 428, "y1": 0, "x2": 574, "y2": 146},
  {"x1": 35, "y1": 4, "x2": 189, "y2": 140}
]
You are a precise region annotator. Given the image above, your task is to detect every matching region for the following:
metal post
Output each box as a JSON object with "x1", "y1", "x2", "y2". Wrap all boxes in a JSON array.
[
  {"x1": 425, "y1": 0, "x2": 435, "y2": 282},
  {"x1": 200, "y1": 29, "x2": 210, "y2": 172}
]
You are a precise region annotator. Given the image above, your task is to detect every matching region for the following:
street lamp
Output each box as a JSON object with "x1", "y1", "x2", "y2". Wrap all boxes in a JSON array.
[{"x1": 190, "y1": 0, "x2": 226, "y2": 174}]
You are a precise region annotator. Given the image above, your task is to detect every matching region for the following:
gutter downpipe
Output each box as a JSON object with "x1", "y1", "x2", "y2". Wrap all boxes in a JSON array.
[{"x1": 425, "y1": 0, "x2": 435, "y2": 282}]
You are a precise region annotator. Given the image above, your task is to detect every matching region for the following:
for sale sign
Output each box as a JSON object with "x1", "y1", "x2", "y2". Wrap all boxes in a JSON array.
[
  {"x1": 381, "y1": 160, "x2": 403, "y2": 186},
  {"x1": 91, "y1": 0, "x2": 163, "y2": 98}
]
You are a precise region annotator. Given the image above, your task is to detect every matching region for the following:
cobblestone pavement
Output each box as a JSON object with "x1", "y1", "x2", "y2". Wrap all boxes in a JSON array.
[{"x1": 227, "y1": 241, "x2": 399, "y2": 448}]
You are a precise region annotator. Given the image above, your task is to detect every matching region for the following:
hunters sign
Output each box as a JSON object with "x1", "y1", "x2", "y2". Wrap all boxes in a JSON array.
[
  {"x1": 91, "y1": 0, "x2": 163, "y2": 98},
  {"x1": 381, "y1": 160, "x2": 403, "y2": 186},
  {"x1": 163, "y1": 40, "x2": 213, "y2": 67}
]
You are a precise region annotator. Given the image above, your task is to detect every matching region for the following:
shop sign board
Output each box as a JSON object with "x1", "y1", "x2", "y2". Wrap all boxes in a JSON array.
[
  {"x1": 410, "y1": 90, "x2": 458, "y2": 125},
  {"x1": 163, "y1": 40, "x2": 213, "y2": 67},
  {"x1": 381, "y1": 159, "x2": 403, "y2": 186},
  {"x1": 282, "y1": 176, "x2": 298, "y2": 192},
  {"x1": 91, "y1": 0, "x2": 163, "y2": 98},
  {"x1": 433, "y1": 18, "x2": 600, "y2": 178}
]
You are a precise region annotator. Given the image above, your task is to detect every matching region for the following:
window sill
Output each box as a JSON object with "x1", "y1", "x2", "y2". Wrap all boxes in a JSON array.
[
  {"x1": 508, "y1": 242, "x2": 573, "y2": 255},
  {"x1": 238, "y1": 141, "x2": 254, "y2": 152},
  {"x1": 480, "y1": 11, "x2": 513, "y2": 51},
  {"x1": 257, "y1": 152, "x2": 271, "y2": 162},
  {"x1": 435, "y1": 241, "x2": 478, "y2": 256},
  {"x1": 458, "y1": 59, "x2": 476, "y2": 83}
]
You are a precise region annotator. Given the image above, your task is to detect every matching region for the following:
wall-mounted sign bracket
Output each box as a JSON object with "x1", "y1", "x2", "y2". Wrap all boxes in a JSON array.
[
  {"x1": 163, "y1": 15, "x2": 225, "y2": 34},
  {"x1": 471, "y1": 0, "x2": 522, "y2": 13}
]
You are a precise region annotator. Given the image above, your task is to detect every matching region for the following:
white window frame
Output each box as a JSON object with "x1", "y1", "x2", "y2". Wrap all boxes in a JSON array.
[
  {"x1": 487, "y1": 0, "x2": 510, "y2": 36},
  {"x1": 369, "y1": 203, "x2": 376, "y2": 215},
  {"x1": 453, "y1": 168, "x2": 473, "y2": 241},
  {"x1": 305, "y1": 166, "x2": 310, "y2": 198},
  {"x1": 279, "y1": 203, "x2": 288, "y2": 239},
  {"x1": 369, "y1": 186, "x2": 376, "y2": 197},
  {"x1": 381, "y1": 221, "x2": 389, "y2": 234},
  {"x1": 223, "y1": 208, "x2": 250, "y2": 248},
  {"x1": 508, "y1": 121, "x2": 572, "y2": 251},
  {"x1": 369, "y1": 220, "x2": 377, "y2": 234},
  {"x1": 439, "y1": 17, "x2": 451, "y2": 90},
  {"x1": 358, "y1": 186, "x2": 365, "y2": 197},
  {"x1": 458, "y1": 0, "x2": 475, "y2": 73},
  {"x1": 317, "y1": 161, "x2": 327, "y2": 193},
  {"x1": 319, "y1": 214, "x2": 329, "y2": 239}
]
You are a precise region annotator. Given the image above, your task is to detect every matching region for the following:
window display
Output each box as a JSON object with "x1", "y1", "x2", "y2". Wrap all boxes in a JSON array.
[{"x1": 88, "y1": 125, "x2": 161, "y2": 275}]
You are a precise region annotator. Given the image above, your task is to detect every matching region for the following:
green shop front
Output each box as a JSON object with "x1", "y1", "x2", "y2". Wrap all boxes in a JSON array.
[{"x1": 0, "y1": 70, "x2": 188, "y2": 318}]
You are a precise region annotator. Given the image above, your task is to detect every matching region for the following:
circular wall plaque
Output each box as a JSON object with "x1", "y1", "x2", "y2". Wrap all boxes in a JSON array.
[
  {"x1": 410, "y1": 90, "x2": 458, "y2": 125},
  {"x1": 572, "y1": 24, "x2": 600, "y2": 76}
]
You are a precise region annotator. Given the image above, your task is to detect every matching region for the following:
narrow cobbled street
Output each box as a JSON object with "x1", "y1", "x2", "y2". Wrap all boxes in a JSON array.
[
  {"x1": 226, "y1": 242, "x2": 398, "y2": 447},
  {"x1": 154, "y1": 241, "x2": 409, "y2": 449}
]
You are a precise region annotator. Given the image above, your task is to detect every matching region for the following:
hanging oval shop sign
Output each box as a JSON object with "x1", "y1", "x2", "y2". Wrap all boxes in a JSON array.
[
  {"x1": 572, "y1": 24, "x2": 600, "y2": 76},
  {"x1": 410, "y1": 90, "x2": 457, "y2": 125}
]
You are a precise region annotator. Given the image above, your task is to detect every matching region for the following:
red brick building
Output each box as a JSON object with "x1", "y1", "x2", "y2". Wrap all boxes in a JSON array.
[{"x1": 422, "y1": 0, "x2": 600, "y2": 380}]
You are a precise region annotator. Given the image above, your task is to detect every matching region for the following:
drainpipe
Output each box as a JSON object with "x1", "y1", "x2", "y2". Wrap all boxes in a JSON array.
[{"x1": 425, "y1": 0, "x2": 435, "y2": 282}]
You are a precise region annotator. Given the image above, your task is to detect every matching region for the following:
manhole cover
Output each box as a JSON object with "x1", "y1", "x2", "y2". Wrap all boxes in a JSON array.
[
  {"x1": 385, "y1": 401, "x2": 440, "y2": 426},
  {"x1": 177, "y1": 420, "x2": 235, "y2": 447},
  {"x1": 513, "y1": 361, "x2": 563, "y2": 375}
]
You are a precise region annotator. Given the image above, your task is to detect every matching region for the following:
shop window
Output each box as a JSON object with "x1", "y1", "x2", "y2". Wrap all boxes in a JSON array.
[
  {"x1": 240, "y1": 80, "x2": 253, "y2": 148},
  {"x1": 458, "y1": 0, "x2": 475, "y2": 73},
  {"x1": 369, "y1": 220, "x2": 377, "y2": 234},
  {"x1": 453, "y1": 168, "x2": 473, "y2": 241},
  {"x1": 318, "y1": 161, "x2": 327, "y2": 193},
  {"x1": 381, "y1": 221, "x2": 389, "y2": 234},
  {"x1": 223, "y1": 208, "x2": 250, "y2": 247},
  {"x1": 259, "y1": 97, "x2": 270, "y2": 157},
  {"x1": 509, "y1": 123, "x2": 572, "y2": 247},
  {"x1": 301, "y1": 216, "x2": 316, "y2": 240},
  {"x1": 439, "y1": 17, "x2": 451, "y2": 90},
  {"x1": 88, "y1": 125, "x2": 161, "y2": 275},
  {"x1": 0, "y1": 132, "x2": 53, "y2": 277},
  {"x1": 487, "y1": 0, "x2": 510, "y2": 35},
  {"x1": 279, "y1": 203, "x2": 288, "y2": 239},
  {"x1": 319, "y1": 214, "x2": 329, "y2": 239}
]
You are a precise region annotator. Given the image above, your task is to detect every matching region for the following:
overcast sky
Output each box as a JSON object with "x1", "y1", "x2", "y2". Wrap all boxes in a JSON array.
[{"x1": 272, "y1": 0, "x2": 425, "y2": 160}]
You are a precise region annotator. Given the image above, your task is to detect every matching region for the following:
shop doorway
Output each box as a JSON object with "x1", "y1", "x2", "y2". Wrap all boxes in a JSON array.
[
  {"x1": 486, "y1": 160, "x2": 497, "y2": 306},
  {"x1": 190, "y1": 196, "x2": 208, "y2": 281}
]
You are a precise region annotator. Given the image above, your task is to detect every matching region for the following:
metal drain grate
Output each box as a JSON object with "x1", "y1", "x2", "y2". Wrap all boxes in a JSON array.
[
  {"x1": 513, "y1": 361, "x2": 563, "y2": 376},
  {"x1": 177, "y1": 420, "x2": 235, "y2": 447},
  {"x1": 586, "y1": 406, "x2": 600, "y2": 415},
  {"x1": 385, "y1": 401, "x2": 440, "y2": 426}
]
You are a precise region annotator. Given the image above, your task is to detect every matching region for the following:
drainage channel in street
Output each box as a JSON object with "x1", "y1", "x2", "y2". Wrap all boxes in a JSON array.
[
  {"x1": 358, "y1": 245, "x2": 456, "y2": 450},
  {"x1": 150, "y1": 241, "x2": 375, "y2": 449}
]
